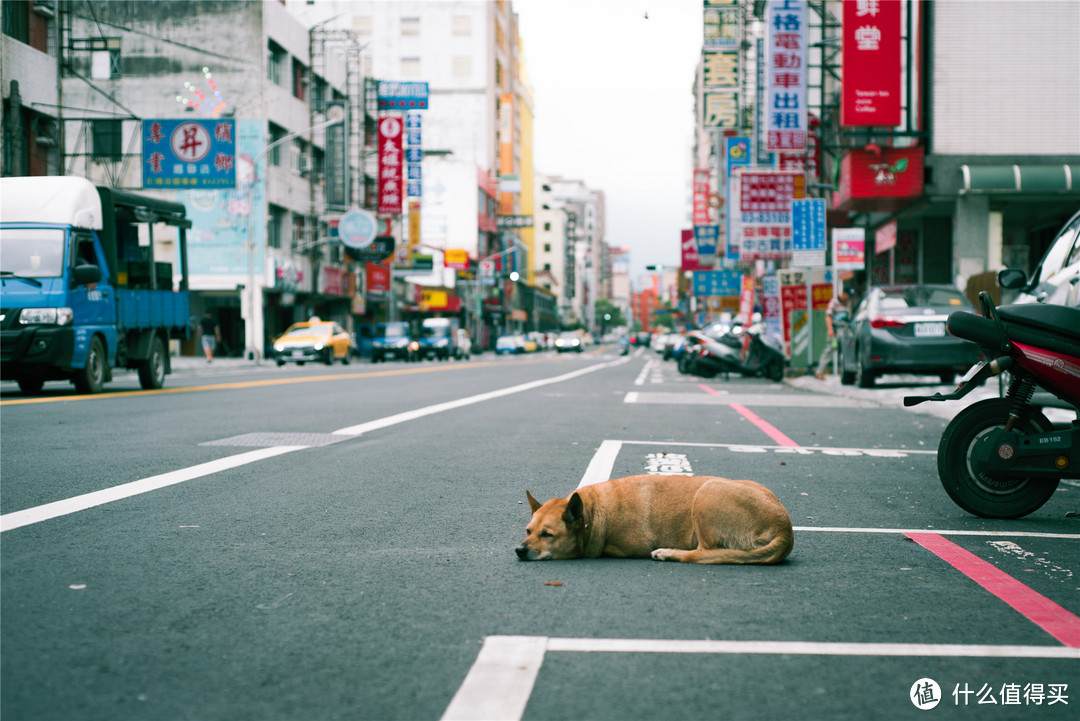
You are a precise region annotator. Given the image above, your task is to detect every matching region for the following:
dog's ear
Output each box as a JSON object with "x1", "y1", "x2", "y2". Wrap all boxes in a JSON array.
[
  {"x1": 526, "y1": 490, "x2": 543, "y2": 513},
  {"x1": 563, "y1": 492, "x2": 584, "y2": 525}
]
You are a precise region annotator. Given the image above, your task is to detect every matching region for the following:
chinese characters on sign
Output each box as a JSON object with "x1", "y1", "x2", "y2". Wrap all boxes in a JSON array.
[
  {"x1": 377, "y1": 117, "x2": 404, "y2": 216},
  {"x1": 766, "y1": 0, "x2": 807, "y2": 151},
  {"x1": 376, "y1": 81, "x2": 429, "y2": 110},
  {"x1": 692, "y1": 169, "x2": 712, "y2": 226},
  {"x1": 842, "y1": 0, "x2": 902, "y2": 126},
  {"x1": 702, "y1": 0, "x2": 741, "y2": 128},
  {"x1": 736, "y1": 171, "x2": 805, "y2": 260},
  {"x1": 405, "y1": 113, "x2": 422, "y2": 199},
  {"x1": 142, "y1": 119, "x2": 236, "y2": 189}
]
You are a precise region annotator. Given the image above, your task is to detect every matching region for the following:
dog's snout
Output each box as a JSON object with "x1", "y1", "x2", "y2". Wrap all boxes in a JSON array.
[{"x1": 515, "y1": 544, "x2": 529, "y2": 560}]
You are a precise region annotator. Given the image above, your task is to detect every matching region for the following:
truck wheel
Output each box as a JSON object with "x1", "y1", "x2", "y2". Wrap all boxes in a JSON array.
[
  {"x1": 138, "y1": 336, "x2": 167, "y2": 390},
  {"x1": 74, "y1": 337, "x2": 106, "y2": 394}
]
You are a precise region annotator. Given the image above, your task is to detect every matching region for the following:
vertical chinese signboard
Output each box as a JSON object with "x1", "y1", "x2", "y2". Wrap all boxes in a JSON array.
[
  {"x1": 405, "y1": 112, "x2": 422, "y2": 199},
  {"x1": 702, "y1": 0, "x2": 741, "y2": 129},
  {"x1": 766, "y1": 0, "x2": 807, "y2": 151},
  {"x1": 841, "y1": 0, "x2": 901, "y2": 127},
  {"x1": 143, "y1": 119, "x2": 236, "y2": 189},
  {"x1": 377, "y1": 116, "x2": 404, "y2": 216}
]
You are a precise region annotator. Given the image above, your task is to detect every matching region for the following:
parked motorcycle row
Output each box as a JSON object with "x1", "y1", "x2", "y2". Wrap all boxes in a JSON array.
[{"x1": 668, "y1": 321, "x2": 786, "y2": 383}]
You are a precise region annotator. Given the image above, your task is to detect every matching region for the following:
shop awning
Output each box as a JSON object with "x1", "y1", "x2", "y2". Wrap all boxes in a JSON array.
[{"x1": 960, "y1": 164, "x2": 1079, "y2": 193}]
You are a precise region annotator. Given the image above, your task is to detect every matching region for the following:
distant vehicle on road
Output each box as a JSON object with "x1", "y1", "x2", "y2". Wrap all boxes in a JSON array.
[
  {"x1": 838, "y1": 284, "x2": 982, "y2": 387},
  {"x1": 496, "y1": 335, "x2": 525, "y2": 354},
  {"x1": 273, "y1": 319, "x2": 352, "y2": 366},
  {"x1": 371, "y1": 321, "x2": 416, "y2": 363},
  {"x1": 555, "y1": 331, "x2": 584, "y2": 353}
]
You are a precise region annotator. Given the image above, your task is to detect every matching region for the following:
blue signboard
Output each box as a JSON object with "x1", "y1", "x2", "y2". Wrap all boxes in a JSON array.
[
  {"x1": 791, "y1": 198, "x2": 827, "y2": 252},
  {"x1": 142, "y1": 119, "x2": 236, "y2": 189},
  {"x1": 693, "y1": 269, "x2": 742, "y2": 297},
  {"x1": 377, "y1": 81, "x2": 429, "y2": 110},
  {"x1": 694, "y1": 225, "x2": 720, "y2": 256}
]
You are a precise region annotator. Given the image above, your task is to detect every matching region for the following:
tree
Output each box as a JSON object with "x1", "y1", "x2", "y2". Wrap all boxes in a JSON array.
[{"x1": 595, "y1": 299, "x2": 626, "y2": 335}]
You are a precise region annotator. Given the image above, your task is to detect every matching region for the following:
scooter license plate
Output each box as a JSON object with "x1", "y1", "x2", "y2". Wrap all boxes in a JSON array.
[{"x1": 915, "y1": 322, "x2": 946, "y2": 337}]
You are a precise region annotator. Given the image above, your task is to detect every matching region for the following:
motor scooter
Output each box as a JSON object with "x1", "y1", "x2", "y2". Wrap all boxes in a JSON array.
[
  {"x1": 905, "y1": 292, "x2": 1080, "y2": 518},
  {"x1": 690, "y1": 324, "x2": 786, "y2": 382}
]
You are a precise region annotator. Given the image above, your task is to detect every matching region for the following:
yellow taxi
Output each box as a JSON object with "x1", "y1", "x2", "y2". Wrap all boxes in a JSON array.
[{"x1": 273, "y1": 318, "x2": 352, "y2": 366}]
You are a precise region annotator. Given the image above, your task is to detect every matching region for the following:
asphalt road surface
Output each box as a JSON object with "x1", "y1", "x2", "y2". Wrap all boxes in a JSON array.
[{"x1": 2, "y1": 347, "x2": 1077, "y2": 720}]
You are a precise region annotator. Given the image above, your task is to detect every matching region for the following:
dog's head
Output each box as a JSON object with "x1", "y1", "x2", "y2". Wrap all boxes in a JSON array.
[{"x1": 515, "y1": 490, "x2": 586, "y2": 561}]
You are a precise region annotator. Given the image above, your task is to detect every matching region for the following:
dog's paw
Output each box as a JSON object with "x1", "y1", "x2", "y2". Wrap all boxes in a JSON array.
[{"x1": 651, "y1": 548, "x2": 677, "y2": 562}]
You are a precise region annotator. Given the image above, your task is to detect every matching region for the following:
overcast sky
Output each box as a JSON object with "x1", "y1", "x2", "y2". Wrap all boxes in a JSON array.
[{"x1": 513, "y1": 0, "x2": 703, "y2": 280}]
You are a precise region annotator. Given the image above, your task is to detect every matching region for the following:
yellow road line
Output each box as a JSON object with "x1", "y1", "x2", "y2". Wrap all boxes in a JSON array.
[{"x1": 0, "y1": 359, "x2": 527, "y2": 406}]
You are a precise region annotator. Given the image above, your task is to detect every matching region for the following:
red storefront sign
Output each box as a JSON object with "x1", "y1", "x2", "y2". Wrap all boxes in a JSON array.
[
  {"x1": 366, "y1": 262, "x2": 390, "y2": 297},
  {"x1": 680, "y1": 229, "x2": 706, "y2": 272},
  {"x1": 841, "y1": 0, "x2": 902, "y2": 127},
  {"x1": 377, "y1": 117, "x2": 404, "y2": 216},
  {"x1": 833, "y1": 146, "x2": 924, "y2": 213}
]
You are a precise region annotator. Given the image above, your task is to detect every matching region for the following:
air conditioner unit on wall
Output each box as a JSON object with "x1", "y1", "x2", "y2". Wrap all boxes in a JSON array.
[{"x1": 33, "y1": 0, "x2": 55, "y2": 17}]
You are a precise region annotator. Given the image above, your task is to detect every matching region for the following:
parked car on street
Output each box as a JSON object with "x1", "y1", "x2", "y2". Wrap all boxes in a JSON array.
[
  {"x1": 838, "y1": 284, "x2": 982, "y2": 387},
  {"x1": 998, "y1": 208, "x2": 1080, "y2": 307},
  {"x1": 273, "y1": 319, "x2": 352, "y2": 366},
  {"x1": 371, "y1": 321, "x2": 416, "y2": 363}
]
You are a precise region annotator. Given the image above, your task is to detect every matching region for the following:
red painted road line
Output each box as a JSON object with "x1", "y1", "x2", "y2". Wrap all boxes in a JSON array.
[
  {"x1": 698, "y1": 384, "x2": 720, "y2": 395},
  {"x1": 728, "y1": 402, "x2": 800, "y2": 448},
  {"x1": 906, "y1": 533, "x2": 1080, "y2": 648}
]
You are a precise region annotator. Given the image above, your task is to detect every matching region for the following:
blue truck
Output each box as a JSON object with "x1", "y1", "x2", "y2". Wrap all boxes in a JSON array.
[{"x1": 1, "y1": 176, "x2": 192, "y2": 394}]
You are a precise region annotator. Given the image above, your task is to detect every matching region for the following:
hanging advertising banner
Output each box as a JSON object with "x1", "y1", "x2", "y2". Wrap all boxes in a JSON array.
[
  {"x1": 762, "y1": 274, "x2": 782, "y2": 342},
  {"x1": 692, "y1": 169, "x2": 712, "y2": 226},
  {"x1": 702, "y1": 0, "x2": 740, "y2": 130},
  {"x1": 366, "y1": 262, "x2": 391, "y2": 298},
  {"x1": 693, "y1": 269, "x2": 742, "y2": 297},
  {"x1": 704, "y1": 3, "x2": 741, "y2": 50},
  {"x1": 376, "y1": 81, "x2": 429, "y2": 110},
  {"x1": 766, "y1": 0, "x2": 807, "y2": 151},
  {"x1": 405, "y1": 112, "x2": 422, "y2": 198},
  {"x1": 377, "y1": 116, "x2": 404, "y2": 216},
  {"x1": 791, "y1": 198, "x2": 827, "y2": 267},
  {"x1": 681, "y1": 229, "x2": 706, "y2": 272},
  {"x1": 694, "y1": 225, "x2": 720, "y2": 257},
  {"x1": 841, "y1": 0, "x2": 902, "y2": 127}
]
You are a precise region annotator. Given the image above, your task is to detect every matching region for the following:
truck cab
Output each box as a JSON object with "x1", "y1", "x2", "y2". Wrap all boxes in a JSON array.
[
  {"x1": 1, "y1": 176, "x2": 191, "y2": 394},
  {"x1": 418, "y1": 317, "x2": 464, "y2": 361}
]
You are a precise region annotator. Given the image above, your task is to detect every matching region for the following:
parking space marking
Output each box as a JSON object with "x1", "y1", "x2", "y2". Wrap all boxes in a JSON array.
[
  {"x1": 729, "y1": 402, "x2": 800, "y2": 447},
  {"x1": 0, "y1": 446, "x2": 305, "y2": 533},
  {"x1": 442, "y1": 635, "x2": 1078, "y2": 721},
  {"x1": 906, "y1": 533, "x2": 1080, "y2": 648},
  {"x1": 624, "y1": 391, "x2": 878, "y2": 407}
]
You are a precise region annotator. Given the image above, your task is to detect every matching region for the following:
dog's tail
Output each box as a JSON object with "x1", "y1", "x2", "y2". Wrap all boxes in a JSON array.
[{"x1": 676, "y1": 529, "x2": 794, "y2": 565}]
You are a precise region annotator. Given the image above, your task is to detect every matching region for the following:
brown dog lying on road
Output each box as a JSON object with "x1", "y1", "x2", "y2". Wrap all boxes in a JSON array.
[{"x1": 516, "y1": 474, "x2": 793, "y2": 564}]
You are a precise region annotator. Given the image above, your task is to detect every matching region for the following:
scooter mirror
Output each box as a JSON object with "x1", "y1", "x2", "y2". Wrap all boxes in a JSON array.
[{"x1": 997, "y1": 267, "x2": 1028, "y2": 290}]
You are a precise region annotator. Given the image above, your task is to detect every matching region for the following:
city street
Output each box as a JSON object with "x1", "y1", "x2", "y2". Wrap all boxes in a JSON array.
[{"x1": 2, "y1": 347, "x2": 1076, "y2": 720}]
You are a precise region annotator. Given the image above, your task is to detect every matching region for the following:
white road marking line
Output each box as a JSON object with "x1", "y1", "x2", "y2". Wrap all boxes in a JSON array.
[
  {"x1": 440, "y1": 635, "x2": 548, "y2": 721},
  {"x1": 442, "y1": 635, "x2": 1078, "y2": 721},
  {"x1": 6, "y1": 360, "x2": 632, "y2": 534},
  {"x1": 578, "y1": 440, "x2": 623, "y2": 488},
  {"x1": 623, "y1": 391, "x2": 639, "y2": 404},
  {"x1": 332, "y1": 357, "x2": 629, "y2": 436},
  {"x1": 633, "y1": 359, "x2": 651, "y2": 386},
  {"x1": 0, "y1": 446, "x2": 305, "y2": 533},
  {"x1": 618, "y1": 438, "x2": 937, "y2": 456}
]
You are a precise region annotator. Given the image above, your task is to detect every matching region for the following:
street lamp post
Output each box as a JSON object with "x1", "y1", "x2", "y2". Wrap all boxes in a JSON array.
[{"x1": 244, "y1": 105, "x2": 345, "y2": 361}]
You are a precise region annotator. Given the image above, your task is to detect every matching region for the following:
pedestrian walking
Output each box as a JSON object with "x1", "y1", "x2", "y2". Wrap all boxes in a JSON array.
[
  {"x1": 815, "y1": 289, "x2": 850, "y2": 380},
  {"x1": 200, "y1": 310, "x2": 221, "y2": 363}
]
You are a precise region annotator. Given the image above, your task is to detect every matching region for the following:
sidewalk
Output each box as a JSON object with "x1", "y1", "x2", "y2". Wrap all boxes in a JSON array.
[{"x1": 784, "y1": 371, "x2": 1002, "y2": 421}]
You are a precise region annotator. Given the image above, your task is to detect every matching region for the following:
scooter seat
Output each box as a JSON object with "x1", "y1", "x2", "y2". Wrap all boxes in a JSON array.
[
  {"x1": 997, "y1": 303, "x2": 1080, "y2": 358},
  {"x1": 998, "y1": 304, "x2": 1080, "y2": 341}
]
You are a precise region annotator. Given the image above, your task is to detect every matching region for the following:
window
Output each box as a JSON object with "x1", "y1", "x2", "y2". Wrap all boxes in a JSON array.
[
  {"x1": 401, "y1": 17, "x2": 419, "y2": 36},
  {"x1": 452, "y1": 15, "x2": 471, "y2": 36},
  {"x1": 292, "y1": 58, "x2": 307, "y2": 101},
  {"x1": 400, "y1": 57, "x2": 420, "y2": 77},
  {"x1": 268, "y1": 123, "x2": 287, "y2": 167},
  {"x1": 544, "y1": 242, "x2": 551, "y2": 252},
  {"x1": 92, "y1": 120, "x2": 123, "y2": 162},
  {"x1": 291, "y1": 215, "x2": 307, "y2": 251},
  {"x1": 267, "y1": 41, "x2": 286, "y2": 86},
  {"x1": 452, "y1": 56, "x2": 472, "y2": 77},
  {"x1": 267, "y1": 205, "x2": 286, "y2": 249},
  {"x1": 2, "y1": 0, "x2": 29, "y2": 43},
  {"x1": 352, "y1": 16, "x2": 372, "y2": 36}
]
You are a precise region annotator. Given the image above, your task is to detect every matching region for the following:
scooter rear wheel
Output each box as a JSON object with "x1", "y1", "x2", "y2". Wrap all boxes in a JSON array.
[{"x1": 937, "y1": 398, "x2": 1059, "y2": 519}]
